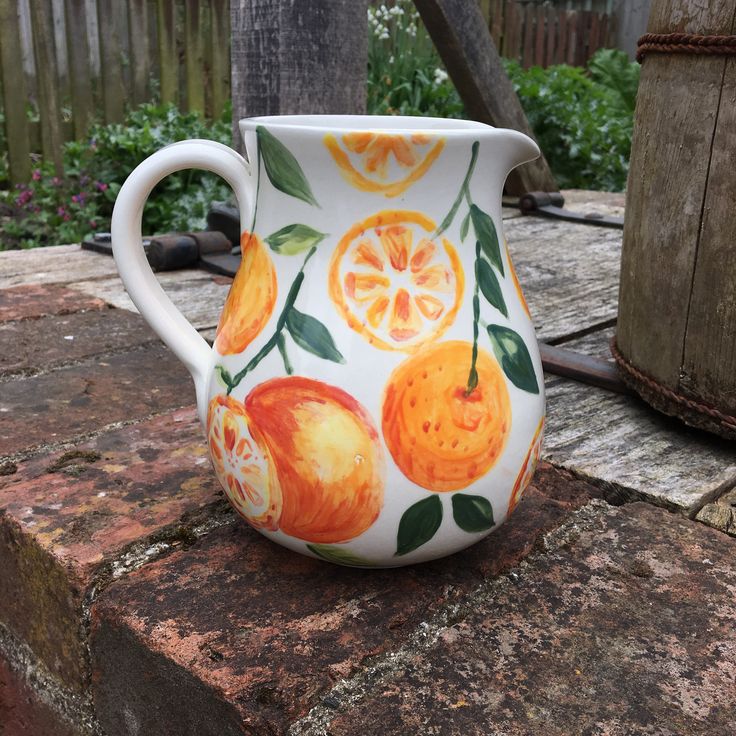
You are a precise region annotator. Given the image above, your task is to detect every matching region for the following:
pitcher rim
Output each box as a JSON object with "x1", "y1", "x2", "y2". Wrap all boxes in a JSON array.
[{"x1": 239, "y1": 114, "x2": 500, "y2": 136}]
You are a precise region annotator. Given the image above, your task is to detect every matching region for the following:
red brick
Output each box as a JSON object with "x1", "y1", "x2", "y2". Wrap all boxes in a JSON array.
[
  {"x1": 0, "y1": 343, "x2": 192, "y2": 456},
  {"x1": 0, "y1": 408, "x2": 224, "y2": 692},
  {"x1": 0, "y1": 656, "x2": 81, "y2": 736},
  {"x1": 0, "y1": 309, "x2": 158, "y2": 376},
  {"x1": 0, "y1": 284, "x2": 105, "y2": 323},
  {"x1": 89, "y1": 464, "x2": 593, "y2": 735},
  {"x1": 323, "y1": 503, "x2": 736, "y2": 736}
]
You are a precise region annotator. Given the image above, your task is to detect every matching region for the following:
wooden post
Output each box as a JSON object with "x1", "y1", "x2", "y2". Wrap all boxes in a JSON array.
[
  {"x1": 96, "y1": 0, "x2": 125, "y2": 122},
  {"x1": 615, "y1": 0, "x2": 736, "y2": 439},
  {"x1": 184, "y1": 0, "x2": 205, "y2": 113},
  {"x1": 65, "y1": 0, "x2": 93, "y2": 138},
  {"x1": 209, "y1": 0, "x2": 229, "y2": 118},
  {"x1": 128, "y1": 0, "x2": 150, "y2": 106},
  {"x1": 30, "y1": 0, "x2": 64, "y2": 174},
  {"x1": 229, "y1": 0, "x2": 368, "y2": 147},
  {"x1": 413, "y1": 0, "x2": 558, "y2": 195},
  {"x1": 157, "y1": 0, "x2": 177, "y2": 105},
  {"x1": 0, "y1": 0, "x2": 31, "y2": 182}
]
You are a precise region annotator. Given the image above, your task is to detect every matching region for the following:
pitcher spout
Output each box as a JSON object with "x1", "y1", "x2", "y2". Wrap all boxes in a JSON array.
[{"x1": 502, "y1": 129, "x2": 540, "y2": 172}]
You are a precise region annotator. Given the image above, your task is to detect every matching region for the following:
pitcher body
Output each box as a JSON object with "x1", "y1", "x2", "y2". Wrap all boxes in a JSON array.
[{"x1": 112, "y1": 115, "x2": 545, "y2": 567}]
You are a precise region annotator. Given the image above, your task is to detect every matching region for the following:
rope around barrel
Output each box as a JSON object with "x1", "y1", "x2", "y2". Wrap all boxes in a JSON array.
[
  {"x1": 610, "y1": 337, "x2": 736, "y2": 435},
  {"x1": 637, "y1": 33, "x2": 736, "y2": 62}
]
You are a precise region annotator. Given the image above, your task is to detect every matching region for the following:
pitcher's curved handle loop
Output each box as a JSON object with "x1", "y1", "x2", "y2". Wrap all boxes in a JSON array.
[{"x1": 111, "y1": 140, "x2": 252, "y2": 423}]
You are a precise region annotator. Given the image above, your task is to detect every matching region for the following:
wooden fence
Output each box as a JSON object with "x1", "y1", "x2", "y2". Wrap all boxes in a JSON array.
[
  {"x1": 1, "y1": 0, "x2": 617, "y2": 185},
  {"x1": 0, "y1": 0, "x2": 230, "y2": 183},
  {"x1": 480, "y1": 0, "x2": 616, "y2": 68}
]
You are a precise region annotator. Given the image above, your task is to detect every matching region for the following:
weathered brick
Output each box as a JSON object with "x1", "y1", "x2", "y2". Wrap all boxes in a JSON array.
[
  {"x1": 0, "y1": 283, "x2": 105, "y2": 323},
  {"x1": 0, "y1": 343, "x2": 192, "y2": 456},
  {"x1": 0, "y1": 656, "x2": 81, "y2": 736},
  {"x1": 320, "y1": 503, "x2": 736, "y2": 736},
  {"x1": 0, "y1": 408, "x2": 224, "y2": 692},
  {"x1": 0, "y1": 309, "x2": 158, "y2": 376},
  {"x1": 89, "y1": 464, "x2": 593, "y2": 735}
]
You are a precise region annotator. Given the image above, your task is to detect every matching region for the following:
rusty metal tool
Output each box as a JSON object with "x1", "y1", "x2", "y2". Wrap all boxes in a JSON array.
[{"x1": 514, "y1": 191, "x2": 625, "y2": 229}]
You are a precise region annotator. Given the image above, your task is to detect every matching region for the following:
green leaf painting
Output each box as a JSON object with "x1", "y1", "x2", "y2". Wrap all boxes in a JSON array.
[
  {"x1": 215, "y1": 365, "x2": 233, "y2": 391},
  {"x1": 476, "y1": 257, "x2": 508, "y2": 318},
  {"x1": 452, "y1": 494, "x2": 495, "y2": 533},
  {"x1": 286, "y1": 308, "x2": 345, "y2": 364},
  {"x1": 307, "y1": 544, "x2": 375, "y2": 567},
  {"x1": 470, "y1": 204, "x2": 504, "y2": 275},
  {"x1": 460, "y1": 210, "x2": 471, "y2": 242},
  {"x1": 265, "y1": 224, "x2": 327, "y2": 255},
  {"x1": 256, "y1": 126, "x2": 319, "y2": 206},
  {"x1": 487, "y1": 324, "x2": 540, "y2": 394},
  {"x1": 396, "y1": 495, "x2": 443, "y2": 556}
]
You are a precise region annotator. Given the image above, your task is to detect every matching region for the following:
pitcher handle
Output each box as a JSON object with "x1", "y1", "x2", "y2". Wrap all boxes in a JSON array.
[{"x1": 111, "y1": 139, "x2": 252, "y2": 423}]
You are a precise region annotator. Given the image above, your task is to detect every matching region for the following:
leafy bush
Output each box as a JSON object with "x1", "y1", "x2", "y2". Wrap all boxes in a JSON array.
[
  {"x1": 367, "y1": 1, "x2": 464, "y2": 119},
  {"x1": 505, "y1": 50, "x2": 638, "y2": 191},
  {"x1": 367, "y1": 5, "x2": 638, "y2": 192},
  {"x1": 1, "y1": 103, "x2": 231, "y2": 250}
]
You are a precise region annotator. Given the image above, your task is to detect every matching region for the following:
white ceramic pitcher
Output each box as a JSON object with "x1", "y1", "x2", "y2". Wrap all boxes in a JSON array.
[{"x1": 112, "y1": 115, "x2": 545, "y2": 567}]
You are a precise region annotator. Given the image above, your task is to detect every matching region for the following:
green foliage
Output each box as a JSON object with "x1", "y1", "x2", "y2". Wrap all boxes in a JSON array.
[
  {"x1": 1, "y1": 103, "x2": 231, "y2": 250},
  {"x1": 505, "y1": 50, "x2": 639, "y2": 191},
  {"x1": 367, "y1": 0, "x2": 464, "y2": 119}
]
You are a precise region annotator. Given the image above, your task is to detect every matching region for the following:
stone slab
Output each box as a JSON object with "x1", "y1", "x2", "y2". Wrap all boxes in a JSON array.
[
  {"x1": 543, "y1": 327, "x2": 736, "y2": 512},
  {"x1": 0, "y1": 284, "x2": 106, "y2": 323},
  {"x1": 69, "y1": 271, "x2": 233, "y2": 331},
  {"x1": 0, "y1": 344, "x2": 193, "y2": 457},
  {"x1": 696, "y1": 485, "x2": 736, "y2": 537},
  {"x1": 89, "y1": 464, "x2": 594, "y2": 736},
  {"x1": 505, "y1": 217, "x2": 621, "y2": 343},
  {"x1": 0, "y1": 656, "x2": 81, "y2": 736},
  {"x1": 313, "y1": 502, "x2": 736, "y2": 736},
  {"x1": 0, "y1": 309, "x2": 158, "y2": 376},
  {"x1": 0, "y1": 246, "x2": 120, "y2": 288},
  {"x1": 0, "y1": 408, "x2": 224, "y2": 692}
]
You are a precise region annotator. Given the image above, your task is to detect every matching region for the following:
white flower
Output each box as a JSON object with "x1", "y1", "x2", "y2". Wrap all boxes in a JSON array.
[
  {"x1": 389, "y1": 5, "x2": 404, "y2": 15},
  {"x1": 389, "y1": 55, "x2": 395, "y2": 64},
  {"x1": 407, "y1": 22, "x2": 417, "y2": 37},
  {"x1": 433, "y1": 67, "x2": 448, "y2": 85},
  {"x1": 379, "y1": 30, "x2": 390, "y2": 40}
]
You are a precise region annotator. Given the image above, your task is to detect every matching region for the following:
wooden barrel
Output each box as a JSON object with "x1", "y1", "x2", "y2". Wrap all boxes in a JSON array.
[{"x1": 614, "y1": 0, "x2": 736, "y2": 440}]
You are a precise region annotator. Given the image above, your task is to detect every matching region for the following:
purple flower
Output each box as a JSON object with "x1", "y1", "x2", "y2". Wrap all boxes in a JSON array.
[
  {"x1": 71, "y1": 192, "x2": 86, "y2": 205},
  {"x1": 57, "y1": 206, "x2": 67, "y2": 217},
  {"x1": 52, "y1": 177, "x2": 61, "y2": 187},
  {"x1": 31, "y1": 169, "x2": 41, "y2": 181},
  {"x1": 95, "y1": 181, "x2": 108, "y2": 192}
]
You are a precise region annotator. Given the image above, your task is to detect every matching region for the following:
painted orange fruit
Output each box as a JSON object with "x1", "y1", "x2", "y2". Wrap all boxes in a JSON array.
[
  {"x1": 329, "y1": 210, "x2": 464, "y2": 353},
  {"x1": 382, "y1": 341, "x2": 511, "y2": 492},
  {"x1": 208, "y1": 378, "x2": 385, "y2": 543},
  {"x1": 207, "y1": 395, "x2": 282, "y2": 530},
  {"x1": 324, "y1": 132, "x2": 445, "y2": 197},
  {"x1": 215, "y1": 232, "x2": 277, "y2": 355},
  {"x1": 507, "y1": 416, "x2": 544, "y2": 515},
  {"x1": 505, "y1": 238, "x2": 531, "y2": 319}
]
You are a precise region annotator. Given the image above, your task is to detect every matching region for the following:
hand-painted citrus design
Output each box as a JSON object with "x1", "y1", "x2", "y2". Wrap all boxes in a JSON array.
[
  {"x1": 507, "y1": 416, "x2": 544, "y2": 515},
  {"x1": 324, "y1": 132, "x2": 445, "y2": 197},
  {"x1": 244, "y1": 376, "x2": 385, "y2": 543},
  {"x1": 505, "y1": 238, "x2": 531, "y2": 319},
  {"x1": 329, "y1": 210, "x2": 464, "y2": 353},
  {"x1": 382, "y1": 340, "x2": 511, "y2": 492},
  {"x1": 207, "y1": 395, "x2": 282, "y2": 530},
  {"x1": 215, "y1": 232, "x2": 277, "y2": 355}
]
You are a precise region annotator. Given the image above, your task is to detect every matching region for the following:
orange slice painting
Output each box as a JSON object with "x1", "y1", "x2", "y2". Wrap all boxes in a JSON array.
[
  {"x1": 324, "y1": 132, "x2": 445, "y2": 197},
  {"x1": 207, "y1": 395, "x2": 282, "y2": 530},
  {"x1": 507, "y1": 416, "x2": 544, "y2": 515},
  {"x1": 329, "y1": 210, "x2": 464, "y2": 353}
]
